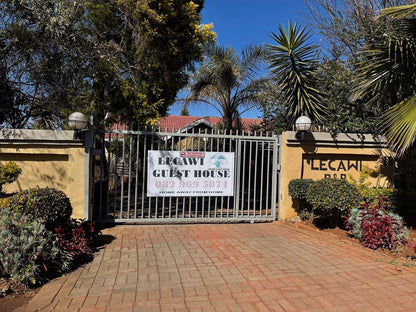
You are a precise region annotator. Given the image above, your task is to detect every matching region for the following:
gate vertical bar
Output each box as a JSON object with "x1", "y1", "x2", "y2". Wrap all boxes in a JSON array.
[
  {"x1": 120, "y1": 129, "x2": 126, "y2": 218},
  {"x1": 271, "y1": 134, "x2": 279, "y2": 220},
  {"x1": 241, "y1": 134, "x2": 247, "y2": 216},
  {"x1": 253, "y1": 137, "x2": 258, "y2": 217},
  {"x1": 114, "y1": 126, "x2": 120, "y2": 218},
  {"x1": 259, "y1": 140, "x2": 264, "y2": 217},
  {"x1": 234, "y1": 135, "x2": 241, "y2": 217},
  {"x1": 248, "y1": 139, "x2": 252, "y2": 217},
  {"x1": 220, "y1": 129, "x2": 226, "y2": 218},
  {"x1": 162, "y1": 128, "x2": 168, "y2": 219},
  {"x1": 127, "y1": 133, "x2": 133, "y2": 220},
  {"x1": 134, "y1": 133, "x2": 139, "y2": 219},
  {"x1": 149, "y1": 131, "x2": 155, "y2": 219},
  {"x1": 265, "y1": 137, "x2": 271, "y2": 217},
  {"x1": 106, "y1": 131, "x2": 111, "y2": 219},
  {"x1": 227, "y1": 131, "x2": 232, "y2": 218},
  {"x1": 141, "y1": 132, "x2": 147, "y2": 219},
  {"x1": 202, "y1": 129, "x2": 207, "y2": 218}
]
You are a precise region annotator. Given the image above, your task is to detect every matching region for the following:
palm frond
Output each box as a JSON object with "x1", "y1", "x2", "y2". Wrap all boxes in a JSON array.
[
  {"x1": 181, "y1": 43, "x2": 264, "y2": 131},
  {"x1": 382, "y1": 95, "x2": 416, "y2": 156},
  {"x1": 352, "y1": 24, "x2": 416, "y2": 104},
  {"x1": 381, "y1": 4, "x2": 416, "y2": 19},
  {"x1": 266, "y1": 21, "x2": 326, "y2": 122}
]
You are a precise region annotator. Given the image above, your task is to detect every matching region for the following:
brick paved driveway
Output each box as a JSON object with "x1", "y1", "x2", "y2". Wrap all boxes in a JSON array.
[{"x1": 22, "y1": 222, "x2": 416, "y2": 311}]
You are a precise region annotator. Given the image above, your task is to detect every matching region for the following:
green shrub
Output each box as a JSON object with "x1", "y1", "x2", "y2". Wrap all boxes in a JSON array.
[
  {"x1": 359, "y1": 187, "x2": 398, "y2": 211},
  {"x1": 289, "y1": 179, "x2": 315, "y2": 220},
  {"x1": 348, "y1": 165, "x2": 398, "y2": 212},
  {"x1": 7, "y1": 187, "x2": 72, "y2": 230},
  {"x1": 0, "y1": 209, "x2": 71, "y2": 286},
  {"x1": 0, "y1": 161, "x2": 21, "y2": 195},
  {"x1": 289, "y1": 179, "x2": 315, "y2": 199},
  {"x1": 306, "y1": 178, "x2": 361, "y2": 228}
]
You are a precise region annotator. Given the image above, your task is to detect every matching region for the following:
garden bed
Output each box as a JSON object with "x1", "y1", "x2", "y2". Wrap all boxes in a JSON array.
[
  {"x1": 0, "y1": 277, "x2": 38, "y2": 312},
  {"x1": 292, "y1": 218, "x2": 416, "y2": 265}
]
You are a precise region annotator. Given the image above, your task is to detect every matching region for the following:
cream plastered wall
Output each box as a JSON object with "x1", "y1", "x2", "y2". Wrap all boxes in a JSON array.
[
  {"x1": 0, "y1": 130, "x2": 85, "y2": 219},
  {"x1": 279, "y1": 131, "x2": 394, "y2": 220}
]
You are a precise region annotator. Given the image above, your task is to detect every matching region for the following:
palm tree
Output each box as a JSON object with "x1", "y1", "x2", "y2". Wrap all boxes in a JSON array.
[
  {"x1": 182, "y1": 43, "x2": 265, "y2": 131},
  {"x1": 266, "y1": 21, "x2": 327, "y2": 124},
  {"x1": 352, "y1": 4, "x2": 416, "y2": 156}
]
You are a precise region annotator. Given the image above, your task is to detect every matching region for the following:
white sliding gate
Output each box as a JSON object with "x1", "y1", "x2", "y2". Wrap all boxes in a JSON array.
[{"x1": 91, "y1": 127, "x2": 280, "y2": 223}]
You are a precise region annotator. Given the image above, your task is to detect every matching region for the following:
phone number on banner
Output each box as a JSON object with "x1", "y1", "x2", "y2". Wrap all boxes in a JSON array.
[{"x1": 154, "y1": 180, "x2": 228, "y2": 189}]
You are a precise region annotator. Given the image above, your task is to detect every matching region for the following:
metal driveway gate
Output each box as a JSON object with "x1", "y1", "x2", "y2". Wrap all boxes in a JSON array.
[{"x1": 91, "y1": 127, "x2": 280, "y2": 223}]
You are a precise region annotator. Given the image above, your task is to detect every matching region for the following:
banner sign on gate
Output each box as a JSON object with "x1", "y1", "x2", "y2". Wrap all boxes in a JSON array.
[{"x1": 147, "y1": 150, "x2": 235, "y2": 197}]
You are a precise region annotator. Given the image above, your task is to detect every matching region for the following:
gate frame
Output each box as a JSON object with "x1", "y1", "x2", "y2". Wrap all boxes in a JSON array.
[{"x1": 87, "y1": 127, "x2": 281, "y2": 223}]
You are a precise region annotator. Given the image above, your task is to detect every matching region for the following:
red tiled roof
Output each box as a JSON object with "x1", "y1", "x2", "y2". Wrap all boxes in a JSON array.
[
  {"x1": 104, "y1": 115, "x2": 263, "y2": 140},
  {"x1": 158, "y1": 116, "x2": 262, "y2": 133}
]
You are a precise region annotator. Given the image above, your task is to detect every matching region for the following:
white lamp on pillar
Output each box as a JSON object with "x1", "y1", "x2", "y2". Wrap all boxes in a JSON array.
[
  {"x1": 68, "y1": 112, "x2": 88, "y2": 139},
  {"x1": 295, "y1": 116, "x2": 312, "y2": 139}
]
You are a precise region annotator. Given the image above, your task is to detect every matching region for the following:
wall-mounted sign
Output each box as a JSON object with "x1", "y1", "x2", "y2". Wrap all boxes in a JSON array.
[
  {"x1": 302, "y1": 154, "x2": 379, "y2": 180},
  {"x1": 147, "y1": 150, "x2": 235, "y2": 197}
]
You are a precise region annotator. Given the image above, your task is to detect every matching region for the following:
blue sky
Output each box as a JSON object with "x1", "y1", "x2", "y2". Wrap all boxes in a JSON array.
[{"x1": 169, "y1": 0, "x2": 319, "y2": 119}]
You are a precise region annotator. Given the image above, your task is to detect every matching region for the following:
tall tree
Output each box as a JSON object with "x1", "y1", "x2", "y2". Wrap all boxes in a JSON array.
[
  {"x1": 0, "y1": 0, "x2": 89, "y2": 128},
  {"x1": 304, "y1": 0, "x2": 409, "y2": 61},
  {"x1": 266, "y1": 21, "x2": 327, "y2": 124},
  {"x1": 316, "y1": 58, "x2": 379, "y2": 133},
  {"x1": 0, "y1": 0, "x2": 215, "y2": 129},
  {"x1": 182, "y1": 43, "x2": 265, "y2": 131},
  {"x1": 107, "y1": 0, "x2": 215, "y2": 127}
]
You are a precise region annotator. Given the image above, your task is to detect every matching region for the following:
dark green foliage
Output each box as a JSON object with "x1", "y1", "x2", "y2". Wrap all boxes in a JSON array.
[
  {"x1": 0, "y1": 209, "x2": 71, "y2": 286},
  {"x1": 289, "y1": 179, "x2": 315, "y2": 220},
  {"x1": 306, "y1": 178, "x2": 361, "y2": 228},
  {"x1": 260, "y1": 106, "x2": 290, "y2": 134},
  {"x1": 316, "y1": 58, "x2": 380, "y2": 133},
  {"x1": 1, "y1": 0, "x2": 214, "y2": 129},
  {"x1": 0, "y1": 162, "x2": 21, "y2": 195},
  {"x1": 289, "y1": 179, "x2": 315, "y2": 200},
  {"x1": 7, "y1": 188, "x2": 72, "y2": 230}
]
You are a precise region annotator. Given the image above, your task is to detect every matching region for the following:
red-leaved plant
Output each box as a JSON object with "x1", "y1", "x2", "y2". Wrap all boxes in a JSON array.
[
  {"x1": 55, "y1": 219, "x2": 100, "y2": 265},
  {"x1": 356, "y1": 196, "x2": 407, "y2": 250}
]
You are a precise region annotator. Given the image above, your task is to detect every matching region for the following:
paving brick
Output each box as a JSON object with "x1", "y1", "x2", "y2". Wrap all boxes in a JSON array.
[{"x1": 22, "y1": 223, "x2": 416, "y2": 312}]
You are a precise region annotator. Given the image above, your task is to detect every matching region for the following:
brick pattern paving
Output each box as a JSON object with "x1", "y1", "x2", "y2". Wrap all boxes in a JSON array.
[{"x1": 21, "y1": 223, "x2": 416, "y2": 311}]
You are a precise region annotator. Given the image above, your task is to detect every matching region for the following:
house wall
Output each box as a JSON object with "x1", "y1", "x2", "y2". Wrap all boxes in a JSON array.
[
  {"x1": 0, "y1": 129, "x2": 86, "y2": 219},
  {"x1": 279, "y1": 131, "x2": 394, "y2": 220}
]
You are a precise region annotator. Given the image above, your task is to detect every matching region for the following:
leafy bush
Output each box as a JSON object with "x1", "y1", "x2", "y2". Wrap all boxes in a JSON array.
[
  {"x1": 347, "y1": 196, "x2": 407, "y2": 250},
  {"x1": 289, "y1": 179, "x2": 315, "y2": 199},
  {"x1": 289, "y1": 179, "x2": 315, "y2": 220},
  {"x1": 359, "y1": 187, "x2": 398, "y2": 211},
  {"x1": 7, "y1": 187, "x2": 72, "y2": 230},
  {"x1": 348, "y1": 165, "x2": 398, "y2": 212},
  {"x1": 306, "y1": 178, "x2": 361, "y2": 227},
  {"x1": 55, "y1": 219, "x2": 100, "y2": 266},
  {"x1": 0, "y1": 209, "x2": 71, "y2": 286},
  {"x1": 347, "y1": 207, "x2": 364, "y2": 239},
  {"x1": 0, "y1": 162, "x2": 21, "y2": 195}
]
